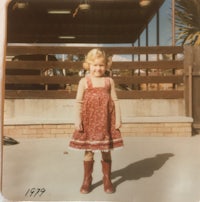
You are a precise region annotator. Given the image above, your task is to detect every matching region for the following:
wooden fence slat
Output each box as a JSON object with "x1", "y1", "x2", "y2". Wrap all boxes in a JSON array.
[
  {"x1": 6, "y1": 61, "x2": 82, "y2": 69},
  {"x1": 6, "y1": 46, "x2": 184, "y2": 56},
  {"x1": 5, "y1": 90, "x2": 76, "y2": 99},
  {"x1": 117, "y1": 90, "x2": 184, "y2": 99},
  {"x1": 6, "y1": 75, "x2": 80, "y2": 84},
  {"x1": 6, "y1": 60, "x2": 183, "y2": 70},
  {"x1": 112, "y1": 61, "x2": 183, "y2": 70},
  {"x1": 5, "y1": 90, "x2": 184, "y2": 99},
  {"x1": 6, "y1": 75, "x2": 183, "y2": 84},
  {"x1": 113, "y1": 75, "x2": 183, "y2": 84}
]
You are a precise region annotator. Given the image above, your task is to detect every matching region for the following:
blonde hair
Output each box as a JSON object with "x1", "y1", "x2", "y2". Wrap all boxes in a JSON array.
[{"x1": 83, "y1": 48, "x2": 112, "y2": 70}]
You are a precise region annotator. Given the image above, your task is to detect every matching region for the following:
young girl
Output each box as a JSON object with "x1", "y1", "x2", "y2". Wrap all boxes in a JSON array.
[{"x1": 69, "y1": 48, "x2": 124, "y2": 194}]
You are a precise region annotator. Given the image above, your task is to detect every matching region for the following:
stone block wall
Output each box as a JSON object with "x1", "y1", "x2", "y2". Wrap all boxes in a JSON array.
[{"x1": 4, "y1": 121, "x2": 192, "y2": 139}]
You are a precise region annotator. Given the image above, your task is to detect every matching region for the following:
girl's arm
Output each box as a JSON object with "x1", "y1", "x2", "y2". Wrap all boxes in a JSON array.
[
  {"x1": 110, "y1": 78, "x2": 121, "y2": 129},
  {"x1": 74, "y1": 78, "x2": 86, "y2": 131}
]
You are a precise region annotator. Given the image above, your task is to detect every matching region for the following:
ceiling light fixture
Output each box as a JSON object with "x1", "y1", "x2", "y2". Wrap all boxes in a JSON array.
[
  {"x1": 48, "y1": 10, "x2": 71, "y2": 14},
  {"x1": 12, "y1": 1, "x2": 29, "y2": 10},
  {"x1": 73, "y1": 0, "x2": 90, "y2": 18},
  {"x1": 139, "y1": 0, "x2": 152, "y2": 7},
  {"x1": 58, "y1": 36, "x2": 76, "y2": 39},
  {"x1": 79, "y1": 2, "x2": 91, "y2": 11}
]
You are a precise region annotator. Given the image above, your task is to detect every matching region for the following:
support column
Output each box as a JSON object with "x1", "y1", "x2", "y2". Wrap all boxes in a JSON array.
[
  {"x1": 184, "y1": 46, "x2": 200, "y2": 134},
  {"x1": 0, "y1": 0, "x2": 11, "y2": 195},
  {"x1": 171, "y1": 0, "x2": 175, "y2": 46}
]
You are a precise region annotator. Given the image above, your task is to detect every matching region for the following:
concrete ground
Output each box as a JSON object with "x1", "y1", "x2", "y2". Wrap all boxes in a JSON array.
[{"x1": 2, "y1": 135, "x2": 200, "y2": 202}]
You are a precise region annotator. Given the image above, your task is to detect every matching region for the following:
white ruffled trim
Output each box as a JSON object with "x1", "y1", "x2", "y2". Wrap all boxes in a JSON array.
[
  {"x1": 68, "y1": 145, "x2": 124, "y2": 153},
  {"x1": 69, "y1": 138, "x2": 123, "y2": 145}
]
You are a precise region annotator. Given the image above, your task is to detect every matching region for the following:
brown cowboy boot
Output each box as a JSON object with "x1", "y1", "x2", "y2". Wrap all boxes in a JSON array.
[
  {"x1": 101, "y1": 160, "x2": 114, "y2": 193},
  {"x1": 80, "y1": 160, "x2": 94, "y2": 194}
]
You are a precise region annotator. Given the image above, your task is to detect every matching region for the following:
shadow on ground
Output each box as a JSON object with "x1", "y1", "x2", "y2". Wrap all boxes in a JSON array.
[{"x1": 92, "y1": 153, "x2": 174, "y2": 191}]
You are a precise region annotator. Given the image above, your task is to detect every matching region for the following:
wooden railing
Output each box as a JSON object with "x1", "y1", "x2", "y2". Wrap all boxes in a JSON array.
[{"x1": 6, "y1": 45, "x2": 184, "y2": 99}]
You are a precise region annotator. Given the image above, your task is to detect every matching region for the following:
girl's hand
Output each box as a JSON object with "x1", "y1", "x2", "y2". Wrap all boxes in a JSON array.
[
  {"x1": 75, "y1": 123, "x2": 83, "y2": 131},
  {"x1": 115, "y1": 122, "x2": 121, "y2": 129}
]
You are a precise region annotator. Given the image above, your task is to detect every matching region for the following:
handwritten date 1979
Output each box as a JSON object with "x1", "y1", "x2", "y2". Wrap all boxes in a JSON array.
[{"x1": 25, "y1": 188, "x2": 46, "y2": 197}]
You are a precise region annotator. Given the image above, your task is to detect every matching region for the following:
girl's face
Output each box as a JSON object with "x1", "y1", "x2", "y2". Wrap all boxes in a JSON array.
[{"x1": 89, "y1": 57, "x2": 106, "y2": 77}]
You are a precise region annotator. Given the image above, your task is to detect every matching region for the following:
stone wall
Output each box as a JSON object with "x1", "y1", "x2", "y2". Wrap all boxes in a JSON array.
[{"x1": 4, "y1": 121, "x2": 192, "y2": 138}]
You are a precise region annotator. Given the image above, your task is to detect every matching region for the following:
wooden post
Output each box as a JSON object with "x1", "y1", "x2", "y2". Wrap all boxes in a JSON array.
[
  {"x1": 192, "y1": 46, "x2": 200, "y2": 133},
  {"x1": 0, "y1": 0, "x2": 11, "y2": 195},
  {"x1": 184, "y1": 46, "x2": 193, "y2": 118},
  {"x1": 171, "y1": 0, "x2": 175, "y2": 46},
  {"x1": 184, "y1": 46, "x2": 200, "y2": 134},
  {"x1": 188, "y1": 65, "x2": 192, "y2": 117}
]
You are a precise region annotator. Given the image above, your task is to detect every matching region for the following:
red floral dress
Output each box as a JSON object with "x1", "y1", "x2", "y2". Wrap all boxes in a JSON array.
[{"x1": 69, "y1": 77, "x2": 124, "y2": 151}]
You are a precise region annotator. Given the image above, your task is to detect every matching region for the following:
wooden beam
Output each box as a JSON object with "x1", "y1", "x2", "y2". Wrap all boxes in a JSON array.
[
  {"x1": 6, "y1": 45, "x2": 184, "y2": 56},
  {"x1": 0, "y1": 0, "x2": 11, "y2": 194},
  {"x1": 117, "y1": 90, "x2": 184, "y2": 99},
  {"x1": 6, "y1": 60, "x2": 183, "y2": 70},
  {"x1": 5, "y1": 90, "x2": 184, "y2": 99}
]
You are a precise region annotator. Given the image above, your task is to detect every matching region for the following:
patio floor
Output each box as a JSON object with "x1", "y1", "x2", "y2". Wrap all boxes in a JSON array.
[{"x1": 2, "y1": 135, "x2": 200, "y2": 202}]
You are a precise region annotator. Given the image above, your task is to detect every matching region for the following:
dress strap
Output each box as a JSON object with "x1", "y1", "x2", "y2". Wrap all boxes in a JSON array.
[
  {"x1": 85, "y1": 76, "x2": 93, "y2": 88},
  {"x1": 105, "y1": 77, "x2": 111, "y2": 89}
]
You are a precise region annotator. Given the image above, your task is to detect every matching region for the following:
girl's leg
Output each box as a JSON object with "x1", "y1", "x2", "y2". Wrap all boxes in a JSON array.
[
  {"x1": 80, "y1": 151, "x2": 94, "y2": 194},
  {"x1": 101, "y1": 151, "x2": 114, "y2": 193},
  {"x1": 101, "y1": 151, "x2": 111, "y2": 161},
  {"x1": 84, "y1": 151, "x2": 94, "y2": 161}
]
